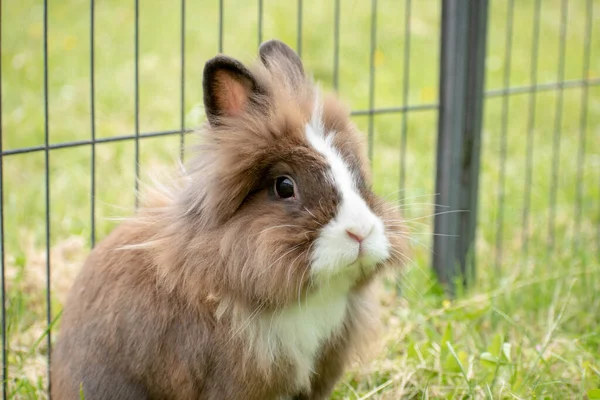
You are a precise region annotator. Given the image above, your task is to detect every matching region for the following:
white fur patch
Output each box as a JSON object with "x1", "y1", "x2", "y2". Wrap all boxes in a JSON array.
[
  {"x1": 306, "y1": 97, "x2": 390, "y2": 277},
  {"x1": 238, "y1": 276, "x2": 352, "y2": 392}
]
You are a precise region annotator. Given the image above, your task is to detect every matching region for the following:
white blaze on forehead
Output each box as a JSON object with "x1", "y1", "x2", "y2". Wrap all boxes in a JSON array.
[
  {"x1": 305, "y1": 89, "x2": 359, "y2": 200},
  {"x1": 306, "y1": 95, "x2": 390, "y2": 275}
]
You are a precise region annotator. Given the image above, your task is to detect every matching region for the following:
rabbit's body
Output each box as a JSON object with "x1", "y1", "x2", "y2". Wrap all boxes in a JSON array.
[
  {"x1": 52, "y1": 40, "x2": 407, "y2": 400},
  {"x1": 52, "y1": 222, "x2": 375, "y2": 400}
]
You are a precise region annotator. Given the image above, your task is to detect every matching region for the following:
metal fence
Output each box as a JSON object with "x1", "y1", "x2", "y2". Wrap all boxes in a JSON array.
[
  {"x1": 435, "y1": 0, "x2": 599, "y2": 291},
  {"x1": 1, "y1": 0, "x2": 598, "y2": 397}
]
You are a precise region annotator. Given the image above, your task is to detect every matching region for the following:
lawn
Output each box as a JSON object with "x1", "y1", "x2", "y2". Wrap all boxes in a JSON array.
[{"x1": 1, "y1": 0, "x2": 599, "y2": 398}]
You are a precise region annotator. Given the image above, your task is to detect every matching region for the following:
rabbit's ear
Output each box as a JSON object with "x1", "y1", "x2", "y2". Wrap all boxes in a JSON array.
[
  {"x1": 203, "y1": 55, "x2": 260, "y2": 126},
  {"x1": 259, "y1": 39, "x2": 304, "y2": 87}
]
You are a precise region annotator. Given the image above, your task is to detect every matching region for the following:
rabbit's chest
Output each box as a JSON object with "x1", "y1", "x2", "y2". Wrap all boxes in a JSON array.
[{"x1": 255, "y1": 284, "x2": 351, "y2": 391}]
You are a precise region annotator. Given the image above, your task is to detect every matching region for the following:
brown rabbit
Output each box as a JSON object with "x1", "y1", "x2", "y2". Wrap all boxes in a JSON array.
[{"x1": 51, "y1": 40, "x2": 408, "y2": 400}]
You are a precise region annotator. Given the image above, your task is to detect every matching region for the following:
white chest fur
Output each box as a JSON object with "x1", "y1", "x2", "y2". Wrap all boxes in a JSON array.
[{"x1": 247, "y1": 278, "x2": 352, "y2": 391}]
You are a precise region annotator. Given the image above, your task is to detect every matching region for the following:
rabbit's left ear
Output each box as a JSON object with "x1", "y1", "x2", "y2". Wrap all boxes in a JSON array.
[
  {"x1": 259, "y1": 39, "x2": 304, "y2": 87},
  {"x1": 203, "y1": 55, "x2": 261, "y2": 126}
]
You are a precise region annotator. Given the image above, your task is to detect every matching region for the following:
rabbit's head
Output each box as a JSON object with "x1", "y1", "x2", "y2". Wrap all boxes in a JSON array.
[{"x1": 162, "y1": 40, "x2": 407, "y2": 308}]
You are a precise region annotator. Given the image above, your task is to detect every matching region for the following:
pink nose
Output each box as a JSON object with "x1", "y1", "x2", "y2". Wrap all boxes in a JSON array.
[{"x1": 346, "y1": 230, "x2": 365, "y2": 243}]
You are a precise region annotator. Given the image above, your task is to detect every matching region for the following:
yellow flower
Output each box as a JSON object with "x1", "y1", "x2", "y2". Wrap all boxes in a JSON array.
[
  {"x1": 420, "y1": 86, "x2": 435, "y2": 102},
  {"x1": 374, "y1": 49, "x2": 384, "y2": 67},
  {"x1": 64, "y1": 36, "x2": 77, "y2": 51}
]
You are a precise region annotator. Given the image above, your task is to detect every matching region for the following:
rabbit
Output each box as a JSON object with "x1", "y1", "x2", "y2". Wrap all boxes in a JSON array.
[{"x1": 50, "y1": 39, "x2": 408, "y2": 400}]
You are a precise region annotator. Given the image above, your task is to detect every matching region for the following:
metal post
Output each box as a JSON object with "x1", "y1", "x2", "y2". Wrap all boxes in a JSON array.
[{"x1": 433, "y1": 0, "x2": 489, "y2": 293}]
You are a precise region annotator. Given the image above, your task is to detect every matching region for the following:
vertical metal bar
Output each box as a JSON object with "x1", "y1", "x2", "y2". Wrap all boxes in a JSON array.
[
  {"x1": 367, "y1": 0, "x2": 377, "y2": 163},
  {"x1": 0, "y1": 1, "x2": 6, "y2": 396},
  {"x1": 218, "y1": 0, "x2": 223, "y2": 53},
  {"x1": 399, "y1": 0, "x2": 411, "y2": 199},
  {"x1": 435, "y1": 1, "x2": 466, "y2": 290},
  {"x1": 43, "y1": 0, "x2": 53, "y2": 393},
  {"x1": 460, "y1": 0, "x2": 489, "y2": 287},
  {"x1": 90, "y1": 0, "x2": 96, "y2": 248},
  {"x1": 333, "y1": 0, "x2": 340, "y2": 91},
  {"x1": 548, "y1": 0, "x2": 568, "y2": 252},
  {"x1": 434, "y1": 0, "x2": 489, "y2": 292},
  {"x1": 180, "y1": 0, "x2": 186, "y2": 161},
  {"x1": 258, "y1": 0, "x2": 263, "y2": 45},
  {"x1": 494, "y1": 0, "x2": 514, "y2": 273},
  {"x1": 575, "y1": 0, "x2": 593, "y2": 252},
  {"x1": 134, "y1": 0, "x2": 140, "y2": 208},
  {"x1": 297, "y1": 0, "x2": 303, "y2": 57},
  {"x1": 522, "y1": 0, "x2": 542, "y2": 260}
]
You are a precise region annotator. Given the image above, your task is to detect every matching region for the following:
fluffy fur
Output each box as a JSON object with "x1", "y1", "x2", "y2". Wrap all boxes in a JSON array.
[{"x1": 51, "y1": 40, "x2": 408, "y2": 400}]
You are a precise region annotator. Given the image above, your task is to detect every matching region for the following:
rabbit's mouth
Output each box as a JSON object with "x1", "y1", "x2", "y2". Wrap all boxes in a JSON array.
[
  {"x1": 310, "y1": 250, "x2": 388, "y2": 286},
  {"x1": 351, "y1": 252, "x2": 383, "y2": 270}
]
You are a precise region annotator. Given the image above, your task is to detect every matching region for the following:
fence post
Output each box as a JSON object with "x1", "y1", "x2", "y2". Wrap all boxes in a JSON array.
[{"x1": 433, "y1": 0, "x2": 489, "y2": 293}]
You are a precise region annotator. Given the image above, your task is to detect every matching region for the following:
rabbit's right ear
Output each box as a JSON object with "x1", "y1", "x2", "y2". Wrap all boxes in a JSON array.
[
  {"x1": 203, "y1": 55, "x2": 261, "y2": 126},
  {"x1": 259, "y1": 40, "x2": 304, "y2": 88}
]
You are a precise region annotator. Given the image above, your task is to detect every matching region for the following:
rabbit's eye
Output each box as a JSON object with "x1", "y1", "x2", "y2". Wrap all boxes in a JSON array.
[{"x1": 275, "y1": 176, "x2": 295, "y2": 199}]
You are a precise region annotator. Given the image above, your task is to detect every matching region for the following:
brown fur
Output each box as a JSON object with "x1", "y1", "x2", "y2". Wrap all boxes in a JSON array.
[{"x1": 51, "y1": 40, "x2": 408, "y2": 400}]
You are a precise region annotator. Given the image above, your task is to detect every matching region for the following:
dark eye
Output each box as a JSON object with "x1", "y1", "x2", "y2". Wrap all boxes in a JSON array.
[{"x1": 275, "y1": 176, "x2": 296, "y2": 199}]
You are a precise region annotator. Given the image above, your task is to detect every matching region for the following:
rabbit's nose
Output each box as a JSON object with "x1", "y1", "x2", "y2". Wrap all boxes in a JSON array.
[
  {"x1": 346, "y1": 230, "x2": 364, "y2": 243},
  {"x1": 345, "y1": 225, "x2": 373, "y2": 243}
]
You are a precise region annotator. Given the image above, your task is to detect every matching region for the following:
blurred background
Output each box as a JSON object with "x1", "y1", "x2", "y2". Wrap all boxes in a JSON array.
[{"x1": 1, "y1": 0, "x2": 599, "y2": 398}]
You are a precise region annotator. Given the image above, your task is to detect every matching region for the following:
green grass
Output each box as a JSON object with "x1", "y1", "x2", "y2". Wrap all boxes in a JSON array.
[{"x1": 2, "y1": 0, "x2": 600, "y2": 398}]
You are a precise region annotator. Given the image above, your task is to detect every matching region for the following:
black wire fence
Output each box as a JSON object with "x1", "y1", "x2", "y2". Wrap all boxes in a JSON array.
[{"x1": 1, "y1": 0, "x2": 598, "y2": 397}]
